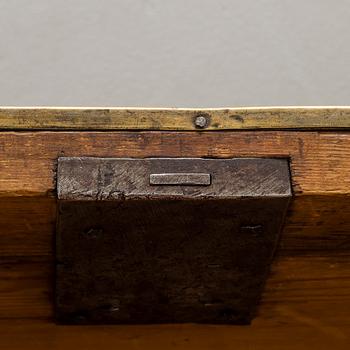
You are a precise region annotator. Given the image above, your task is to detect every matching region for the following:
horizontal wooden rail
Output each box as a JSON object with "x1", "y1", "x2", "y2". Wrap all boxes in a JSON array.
[{"x1": 1, "y1": 106, "x2": 350, "y2": 130}]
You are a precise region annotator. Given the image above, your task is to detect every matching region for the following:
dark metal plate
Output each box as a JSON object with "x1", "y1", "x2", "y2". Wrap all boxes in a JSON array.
[
  {"x1": 56, "y1": 158, "x2": 291, "y2": 324},
  {"x1": 57, "y1": 157, "x2": 291, "y2": 200}
]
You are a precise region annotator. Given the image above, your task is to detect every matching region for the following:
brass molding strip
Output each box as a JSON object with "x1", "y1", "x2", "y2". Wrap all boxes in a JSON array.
[{"x1": 1, "y1": 106, "x2": 350, "y2": 131}]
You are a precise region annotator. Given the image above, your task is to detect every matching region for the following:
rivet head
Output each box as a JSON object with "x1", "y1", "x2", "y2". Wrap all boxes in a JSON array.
[
  {"x1": 83, "y1": 227, "x2": 103, "y2": 239},
  {"x1": 194, "y1": 114, "x2": 209, "y2": 128},
  {"x1": 239, "y1": 225, "x2": 263, "y2": 235}
]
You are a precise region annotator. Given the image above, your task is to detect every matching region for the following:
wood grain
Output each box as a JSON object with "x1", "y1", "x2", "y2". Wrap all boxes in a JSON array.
[
  {"x1": 1, "y1": 131, "x2": 350, "y2": 196},
  {"x1": 1, "y1": 128, "x2": 350, "y2": 348},
  {"x1": 2, "y1": 255, "x2": 350, "y2": 323},
  {"x1": 1, "y1": 254, "x2": 349, "y2": 349},
  {"x1": 1, "y1": 195, "x2": 350, "y2": 320},
  {"x1": 1, "y1": 107, "x2": 350, "y2": 130},
  {"x1": 0, "y1": 313, "x2": 349, "y2": 350},
  {"x1": 0, "y1": 197, "x2": 55, "y2": 257},
  {"x1": 0, "y1": 257, "x2": 52, "y2": 319},
  {"x1": 2, "y1": 195, "x2": 349, "y2": 259}
]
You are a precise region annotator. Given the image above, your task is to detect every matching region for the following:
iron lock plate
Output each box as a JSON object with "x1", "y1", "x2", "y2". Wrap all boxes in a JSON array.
[{"x1": 56, "y1": 157, "x2": 292, "y2": 324}]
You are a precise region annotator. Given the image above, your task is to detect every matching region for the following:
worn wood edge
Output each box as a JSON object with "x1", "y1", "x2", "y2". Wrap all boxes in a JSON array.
[
  {"x1": 1, "y1": 106, "x2": 350, "y2": 130},
  {"x1": 0, "y1": 190, "x2": 56, "y2": 198},
  {"x1": 0, "y1": 319, "x2": 349, "y2": 350},
  {"x1": 2, "y1": 130, "x2": 350, "y2": 196}
]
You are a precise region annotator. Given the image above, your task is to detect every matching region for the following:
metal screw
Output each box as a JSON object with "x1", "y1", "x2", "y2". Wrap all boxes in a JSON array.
[
  {"x1": 194, "y1": 115, "x2": 209, "y2": 128},
  {"x1": 239, "y1": 224, "x2": 263, "y2": 235},
  {"x1": 83, "y1": 227, "x2": 103, "y2": 239}
]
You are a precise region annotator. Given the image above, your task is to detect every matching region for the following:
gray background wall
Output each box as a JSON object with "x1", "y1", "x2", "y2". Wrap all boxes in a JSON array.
[{"x1": 0, "y1": 0, "x2": 349, "y2": 107}]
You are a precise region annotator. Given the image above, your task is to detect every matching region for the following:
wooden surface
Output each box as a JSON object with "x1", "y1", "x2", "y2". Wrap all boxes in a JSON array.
[
  {"x1": 0, "y1": 318, "x2": 349, "y2": 350},
  {"x1": 1, "y1": 130, "x2": 350, "y2": 196},
  {"x1": 0, "y1": 128, "x2": 350, "y2": 347},
  {"x1": 1, "y1": 106, "x2": 350, "y2": 130},
  {"x1": 1, "y1": 195, "x2": 350, "y2": 320}
]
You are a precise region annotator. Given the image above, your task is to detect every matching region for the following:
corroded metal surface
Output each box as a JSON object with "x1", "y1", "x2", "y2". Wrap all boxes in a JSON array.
[
  {"x1": 56, "y1": 158, "x2": 291, "y2": 324},
  {"x1": 57, "y1": 158, "x2": 291, "y2": 200}
]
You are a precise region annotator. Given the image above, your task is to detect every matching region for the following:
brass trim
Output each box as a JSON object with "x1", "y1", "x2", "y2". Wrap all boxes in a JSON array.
[{"x1": 1, "y1": 106, "x2": 350, "y2": 130}]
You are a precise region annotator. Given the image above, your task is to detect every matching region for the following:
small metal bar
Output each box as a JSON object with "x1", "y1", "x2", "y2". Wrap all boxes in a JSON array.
[{"x1": 150, "y1": 173, "x2": 211, "y2": 186}]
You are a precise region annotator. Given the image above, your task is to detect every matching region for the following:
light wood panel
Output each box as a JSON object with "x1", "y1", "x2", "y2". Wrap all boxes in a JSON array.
[{"x1": 1, "y1": 107, "x2": 350, "y2": 130}]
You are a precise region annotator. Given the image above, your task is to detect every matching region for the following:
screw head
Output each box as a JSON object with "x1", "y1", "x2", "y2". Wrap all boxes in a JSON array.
[
  {"x1": 239, "y1": 224, "x2": 263, "y2": 235},
  {"x1": 194, "y1": 114, "x2": 209, "y2": 128},
  {"x1": 83, "y1": 227, "x2": 103, "y2": 239}
]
